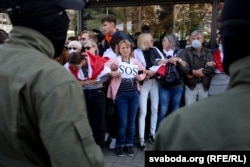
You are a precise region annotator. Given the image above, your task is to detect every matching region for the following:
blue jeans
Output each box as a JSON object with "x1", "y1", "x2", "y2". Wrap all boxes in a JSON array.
[
  {"x1": 157, "y1": 85, "x2": 184, "y2": 126},
  {"x1": 115, "y1": 91, "x2": 139, "y2": 147}
]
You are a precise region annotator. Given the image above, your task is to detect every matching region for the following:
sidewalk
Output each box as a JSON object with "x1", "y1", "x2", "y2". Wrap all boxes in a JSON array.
[{"x1": 103, "y1": 139, "x2": 154, "y2": 167}]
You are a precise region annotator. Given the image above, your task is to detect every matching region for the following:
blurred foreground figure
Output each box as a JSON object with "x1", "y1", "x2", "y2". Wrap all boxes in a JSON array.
[
  {"x1": 0, "y1": 0, "x2": 104, "y2": 166},
  {"x1": 154, "y1": 0, "x2": 250, "y2": 150},
  {"x1": 0, "y1": 29, "x2": 8, "y2": 43}
]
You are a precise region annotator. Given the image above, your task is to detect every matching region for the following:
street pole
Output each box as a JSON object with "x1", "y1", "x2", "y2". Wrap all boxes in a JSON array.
[{"x1": 77, "y1": 10, "x2": 83, "y2": 34}]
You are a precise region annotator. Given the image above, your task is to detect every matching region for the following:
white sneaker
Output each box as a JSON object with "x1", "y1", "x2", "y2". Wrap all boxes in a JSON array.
[
  {"x1": 104, "y1": 133, "x2": 109, "y2": 142},
  {"x1": 109, "y1": 138, "x2": 116, "y2": 150},
  {"x1": 139, "y1": 140, "x2": 146, "y2": 151}
]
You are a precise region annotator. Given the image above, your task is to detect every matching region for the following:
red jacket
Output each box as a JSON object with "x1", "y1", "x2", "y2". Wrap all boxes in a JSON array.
[{"x1": 213, "y1": 49, "x2": 224, "y2": 72}]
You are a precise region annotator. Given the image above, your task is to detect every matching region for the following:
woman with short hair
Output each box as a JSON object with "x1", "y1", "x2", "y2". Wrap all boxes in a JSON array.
[
  {"x1": 106, "y1": 39, "x2": 146, "y2": 156},
  {"x1": 157, "y1": 34, "x2": 186, "y2": 126},
  {"x1": 133, "y1": 33, "x2": 164, "y2": 151},
  {"x1": 65, "y1": 39, "x2": 111, "y2": 148}
]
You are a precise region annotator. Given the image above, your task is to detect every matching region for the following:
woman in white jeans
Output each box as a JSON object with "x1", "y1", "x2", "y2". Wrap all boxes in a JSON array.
[{"x1": 134, "y1": 33, "x2": 164, "y2": 151}]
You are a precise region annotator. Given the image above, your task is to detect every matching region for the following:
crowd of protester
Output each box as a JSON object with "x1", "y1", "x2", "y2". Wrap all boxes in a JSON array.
[
  {"x1": 1, "y1": 1, "x2": 249, "y2": 166},
  {"x1": 0, "y1": 9, "x2": 229, "y2": 158},
  {"x1": 154, "y1": 0, "x2": 250, "y2": 151},
  {"x1": 49, "y1": 13, "x2": 232, "y2": 157}
]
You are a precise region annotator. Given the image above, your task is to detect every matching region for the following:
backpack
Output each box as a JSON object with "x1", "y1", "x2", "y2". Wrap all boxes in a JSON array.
[{"x1": 158, "y1": 49, "x2": 182, "y2": 87}]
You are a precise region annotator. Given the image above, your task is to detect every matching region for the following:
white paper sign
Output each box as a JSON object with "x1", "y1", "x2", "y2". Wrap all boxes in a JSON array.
[{"x1": 118, "y1": 62, "x2": 139, "y2": 79}]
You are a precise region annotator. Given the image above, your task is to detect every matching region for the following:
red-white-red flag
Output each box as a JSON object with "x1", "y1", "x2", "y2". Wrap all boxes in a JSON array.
[
  {"x1": 83, "y1": 52, "x2": 111, "y2": 80},
  {"x1": 150, "y1": 65, "x2": 166, "y2": 78}
]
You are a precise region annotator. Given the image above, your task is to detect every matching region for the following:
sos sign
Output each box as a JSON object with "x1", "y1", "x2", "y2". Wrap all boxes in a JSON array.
[{"x1": 119, "y1": 62, "x2": 139, "y2": 78}]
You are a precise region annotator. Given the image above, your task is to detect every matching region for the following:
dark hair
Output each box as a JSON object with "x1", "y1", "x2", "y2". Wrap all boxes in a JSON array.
[
  {"x1": 68, "y1": 52, "x2": 85, "y2": 65},
  {"x1": 132, "y1": 32, "x2": 141, "y2": 49},
  {"x1": 0, "y1": 29, "x2": 8, "y2": 44},
  {"x1": 92, "y1": 29, "x2": 105, "y2": 43},
  {"x1": 110, "y1": 36, "x2": 123, "y2": 51},
  {"x1": 134, "y1": 32, "x2": 141, "y2": 37},
  {"x1": 68, "y1": 36, "x2": 77, "y2": 41},
  {"x1": 101, "y1": 15, "x2": 116, "y2": 25},
  {"x1": 141, "y1": 25, "x2": 150, "y2": 33}
]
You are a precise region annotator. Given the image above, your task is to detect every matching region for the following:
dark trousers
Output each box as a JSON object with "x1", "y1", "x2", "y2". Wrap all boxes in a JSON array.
[
  {"x1": 84, "y1": 88, "x2": 106, "y2": 148},
  {"x1": 106, "y1": 98, "x2": 117, "y2": 138}
]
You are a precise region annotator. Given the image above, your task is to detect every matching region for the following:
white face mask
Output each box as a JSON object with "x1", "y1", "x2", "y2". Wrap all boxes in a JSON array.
[
  {"x1": 69, "y1": 49, "x2": 77, "y2": 54},
  {"x1": 191, "y1": 39, "x2": 202, "y2": 48}
]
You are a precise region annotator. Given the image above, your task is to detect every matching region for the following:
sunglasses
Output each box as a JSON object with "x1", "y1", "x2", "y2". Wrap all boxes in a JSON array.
[
  {"x1": 84, "y1": 46, "x2": 93, "y2": 50},
  {"x1": 68, "y1": 47, "x2": 77, "y2": 50}
]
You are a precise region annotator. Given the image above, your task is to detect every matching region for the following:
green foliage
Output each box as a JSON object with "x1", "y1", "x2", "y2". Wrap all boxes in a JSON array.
[
  {"x1": 83, "y1": 8, "x2": 106, "y2": 30},
  {"x1": 76, "y1": 4, "x2": 211, "y2": 41},
  {"x1": 175, "y1": 4, "x2": 210, "y2": 40},
  {"x1": 157, "y1": 5, "x2": 174, "y2": 35}
]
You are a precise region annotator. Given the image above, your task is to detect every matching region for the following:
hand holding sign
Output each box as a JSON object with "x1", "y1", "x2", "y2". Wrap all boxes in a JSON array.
[{"x1": 119, "y1": 62, "x2": 139, "y2": 79}]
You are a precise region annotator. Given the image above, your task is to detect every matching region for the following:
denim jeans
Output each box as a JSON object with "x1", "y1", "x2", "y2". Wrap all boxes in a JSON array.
[
  {"x1": 115, "y1": 91, "x2": 139, "y2": 147},
  {"x1": 157, "y1": 85, "x2": 184, "y2": 126}
]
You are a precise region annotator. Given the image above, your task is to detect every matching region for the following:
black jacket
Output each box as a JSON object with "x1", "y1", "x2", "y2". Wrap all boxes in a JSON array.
[{"x1": 178, "y1": 47, "x2": 215, "y2": 91}]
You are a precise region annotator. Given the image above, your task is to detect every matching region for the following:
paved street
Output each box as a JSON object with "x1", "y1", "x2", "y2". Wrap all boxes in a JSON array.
[{"x1": 103, "y1": 139, "x2": 154, "y2": 167}]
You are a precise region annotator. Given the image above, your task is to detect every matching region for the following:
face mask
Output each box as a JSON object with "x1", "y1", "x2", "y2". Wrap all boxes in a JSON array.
[
  {"x1": 69, "y1": 49, "x2": 77, "y2": 54},
  {"x1": 191, "y1": 39, "x2": 202, "y2": 48}
]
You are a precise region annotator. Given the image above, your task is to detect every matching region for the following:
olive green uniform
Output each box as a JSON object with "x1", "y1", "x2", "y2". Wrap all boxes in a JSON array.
[{"x1": 0, "y1": 27, "x2": 104, "y2": 167}]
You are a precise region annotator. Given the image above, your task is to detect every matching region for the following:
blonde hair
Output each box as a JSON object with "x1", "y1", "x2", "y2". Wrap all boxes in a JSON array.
[
  {"x1": 84, "y1": 39, "x2": 99, "y2": 55},
  {"x1": 81, "y1": 30, "x2": 97, "y2": 41},
  {"x1": 117, "y1": 39, "x2": 133, "y2": 55},
  {"x1": 137, "y1": 33, "x2": 153, "y2": 50}
]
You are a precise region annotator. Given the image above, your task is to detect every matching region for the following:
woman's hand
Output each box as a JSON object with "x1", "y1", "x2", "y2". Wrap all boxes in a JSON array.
[
  {"x1": 168, "y1": 57, "x2": 178, "y2": 65},
  {"x1": 110, "y1": 63, "x2": 118, "y2": 71},
  {"x1": 110, "y1": 71, "x2": 121, "y2": 78},
  {"x1": 78, "y1": 80, "x2": 97, "y2": 86},
  {"x1": 135, "y1": 75, "x2": 143, "y2": 81},
  {"x1": 144, "y1": 70, "x2": 155, "y2": 79}
]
